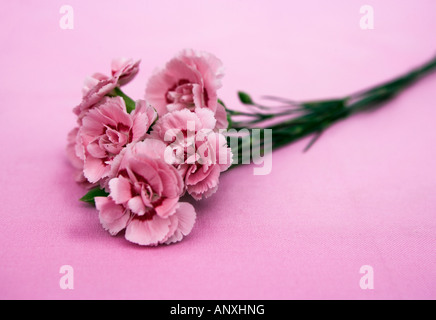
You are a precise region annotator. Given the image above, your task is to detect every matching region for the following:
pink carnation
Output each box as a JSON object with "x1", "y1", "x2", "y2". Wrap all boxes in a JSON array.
[
  {"x1": 74, "y1": 58, "x2": 140, "y2": 121},
  {"x1": 81, "y1": 73, "x2": 111, "y2": 97},
  {"x1": 74, "y1": 77, "x2": 118, "y2": 121},
  {"x1": 95, "y1": 139, "x2": 196, "y2": 246},
  {"x1": 66, "y1": 127, "x2": 97, "y2": 189},
  {"x1": 145, "y1": 49, "x2": 228, "y2": 129},
  {"x1": 78, "y1": 97, "x2": 156, "y2": 184},
  {"x1": 151, "y1": 109, "x2": 233, "y2": 200},
  {"x1": 111, "y1": 58, "x2": 140, "y2": 86}
]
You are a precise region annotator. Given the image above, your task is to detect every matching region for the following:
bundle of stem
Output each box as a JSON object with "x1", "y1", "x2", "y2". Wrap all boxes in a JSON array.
[{"x1": 226, "y1": 55, "x2": 436, "y2": 169}]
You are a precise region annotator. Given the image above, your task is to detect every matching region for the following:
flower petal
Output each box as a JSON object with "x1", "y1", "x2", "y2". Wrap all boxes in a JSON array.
[
  {"x1": 125, "y1": 215, "x2": 171, "y2": 246},
  {"x1": 95, "y1": 197, "x2": 129, "y2": 235},
  {"x1": 155, "y1": 197, "x2": 179, "y2": 218},
  {"x1": 214, "y1": 101, "x2": 229, "y2": 129},
  {"x1": 127, "y1": 196, "x2": 146, "y2": 216},
  {"x1": 165, "y1": 202, "x2": 196, "y2": 244},
  {"x1": 109, "y1": 176, "x2": 132, "y2": 204},
  {"x1": 83, "y1": 156, "x2": 108, "y2": 183}
]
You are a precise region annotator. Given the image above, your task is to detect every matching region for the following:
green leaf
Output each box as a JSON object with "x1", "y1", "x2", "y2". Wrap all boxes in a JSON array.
[
  {"x1": 147, "y1": 110, "x2": 158, "y2": 134},
  {"x1": 217, "y1": 98, "x2": 226, "y2": 108},
  {"x1": 238, "y1": 91, "x2": 254, "y2": 105},
  {"x1": 113, "y1": 87, "x2": 136, "y2": 113},
  {"x1": 80, "y1": 187, "x2": 109, "y2": 205},
  {"x1": 226, "y1": 113, "x2": 233, "y2": 129}
]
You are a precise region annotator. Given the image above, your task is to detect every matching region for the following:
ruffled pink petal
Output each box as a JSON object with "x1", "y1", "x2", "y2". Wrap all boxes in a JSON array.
[
  {"x1": 108, "y1": 140, "x2": 167, "y2": 182},
  {"x1": 151, "y1": 109, "x2": 204, "y2": 141},
  {"x1": 127, "y1": 158, "x2": 163, "y2": 196},
  {"x1": 130, "y1": 112, "x2": 150, "y2": 142},
  {"x1": 109, "y1": 176, "x2": 132, "y2": 204},
  {"x1": 184, "y1": 164, "x2": 209, "y2": 185},
  {"x1": 130, "y1": 139, "x2": 167, "y2": 161},
  {"x1": 209, "y1": 131, "x2": 233, "y2": 170},
  {"x1": 107, "y1": 147, "x2": 126, "y2": 179},
  {"x1": 186, "y1": 165, "x2": 221, "y2": 200},
  {"x1": 66, "y1": 128, "x2": 83, "y2": 169},
  {"x1": 127, "y1": 196, "x2": 146, "y2": 216},
  {"x1": 80, "y1": 97, "x2": 130, "y2": 140},
  {"x1": 155, "y1": 197, "x2": 179, "y2": 218},
  {"x1": 83, "y1": 156, "x2": 108, "y2": 183},
  {"x1": 197, "y1": 184, "x2": 219, "y2": 200},
  {"x1": 194, "y1": 108, "x2": 216, "y2": 130},
  {"x1": 81, "y1": 113, "x2": 107, "y2": 137},
  {"x1": 214, "y1": 102, "x2": 229, "y2": 129},
  {"x1": 178, "y1": 49, "x2": 224, "y2": 81},
  {"x1": 97, "y1": 97, "x2": 131, "y2": 127},
  {"x1": 145, "y1": 58, "x2": 201, "y2": 116},
  {"x1": 74, "y1": 131, "x2": 86, "y2": 161},
  {"x1": 73, "y1": 170, "x2": 98, "y2": 190},
  {"x1": 81, "y1": 98, "x2": 129, "y2": 139},
  {"x1": 131, "y1": 100, "x2": 156, "y2": 120},
  {"x1": 177, "y1": 49, "x2": 223, "y2": 113},
  {"x1": 161, "y1": 214, "x2": 179, "y2": 243},
  {"x1": 219, "y1": 147, "x2": 233, "y2": 171},
  {"x1": 82, "y1": 73, "x2": 110, "y2": 96},
  {"x1": 95, "y1": 197, "x2": 129, "y2": 235},
  {"x1": 125, "y1": 215, "x2": 171, "y2": 246},
  {"x1": 105, "y1": 128, "x2": 127, "y2": 146},
  {"x1": 144, "y1": 75, "x2": 172, "y2": 116},
  {"x1": 74, "y1": 77, "x2": 118, "y2": 118},
  {"x1": 165, "y1": 58, "x2": 202, "y2": 88},
  {"x1": 191, "y1": 83, "x2": 205, "y2": 109},
  {"x1": 111, "y1": 58, "x2": 131, "y2": 75},
  {"x1": 164, "y1": 202, "x2": 196, "y2": 244},
  {"x1": 86, "y1": 141, "x2": 107, "y2": 158},
  {"x1": 156, "y1": 159, "x2": 184, "y2": 193},
  {"x1": 111, "y1": 58, "x2": 140, "y2": 86},
  {"x1": 157, "y1": 167, "x2": 182, "y2": 198},
  {"x1": 166, "y1": 102, "x2": 188, "y2": 113}
]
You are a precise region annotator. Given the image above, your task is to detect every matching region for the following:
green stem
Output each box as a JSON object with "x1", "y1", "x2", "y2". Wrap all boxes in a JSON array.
[
  {"x1": 228, "y1": 54, "x2": 436, "y2": 170},
  {"x1": 113, "y1": 87, "x2": 136, "y2": 113}
]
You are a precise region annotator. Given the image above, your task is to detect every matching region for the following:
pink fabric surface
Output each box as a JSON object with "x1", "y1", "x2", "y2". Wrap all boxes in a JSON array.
[{"x1": 0, "y1": 0, "x2": 435, "y2": 299}]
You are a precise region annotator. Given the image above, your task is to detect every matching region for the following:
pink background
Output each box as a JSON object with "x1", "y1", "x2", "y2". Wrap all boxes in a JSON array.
[{"x1": 0, "y1": 0, "x2": 435, "y2": 299}]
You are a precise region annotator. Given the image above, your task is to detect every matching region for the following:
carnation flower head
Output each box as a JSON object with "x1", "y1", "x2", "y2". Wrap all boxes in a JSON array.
[
  {"x1": 78, "y1": 97, "x2": 156, "y2": 184},
  {"x1": 95, "y1": 139, "x2": 196, "y2": 246},
  {"x1": 151, "y1": 108, "x2": 233, "y2": 200},
  {"x1": 74, "y1": 58, "x2": 140, "y2": 121},
  {"x1": 145, "y1": 49, "x2": 228, "y2": 129}
]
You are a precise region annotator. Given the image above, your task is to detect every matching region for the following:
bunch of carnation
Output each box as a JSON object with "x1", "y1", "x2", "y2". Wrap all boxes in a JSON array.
[
  {"x1": 67, "y1": 50, "x2": 233, "y2": 246},
  {"x1": 69, "y1": 50, "x2": 436, "y2": 246}
]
